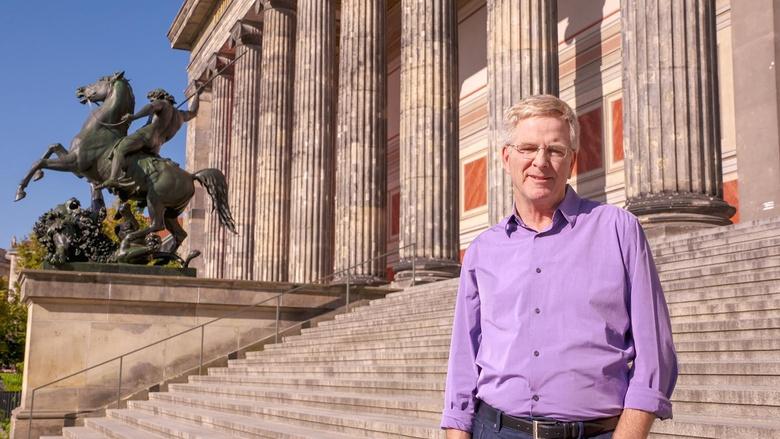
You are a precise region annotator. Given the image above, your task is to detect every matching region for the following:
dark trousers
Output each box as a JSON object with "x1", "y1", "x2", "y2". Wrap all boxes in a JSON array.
[{"x1": 472, "y1": 413, "x2": 614, "y2": 439}]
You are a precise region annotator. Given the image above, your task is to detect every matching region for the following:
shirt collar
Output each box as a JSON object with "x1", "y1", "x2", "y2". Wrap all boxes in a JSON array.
[{"x1": 504, "y1": 185, "x2": 582, "y2": 237}]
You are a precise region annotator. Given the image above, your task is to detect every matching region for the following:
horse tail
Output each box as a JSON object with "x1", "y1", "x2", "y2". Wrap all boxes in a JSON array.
[{"x1": 193, "y1": 168, "x2": 237, "y2": 234}]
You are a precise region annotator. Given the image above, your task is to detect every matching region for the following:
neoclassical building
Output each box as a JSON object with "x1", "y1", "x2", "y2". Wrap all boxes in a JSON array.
[{"x1": 168, "y1": 0, "x2": 775, "y2": 282}]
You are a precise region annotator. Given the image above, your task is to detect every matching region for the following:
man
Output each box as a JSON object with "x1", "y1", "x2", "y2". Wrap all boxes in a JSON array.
[
  {"x1": 97, "y1": 87, "x2": 200, "y2": 190},
  {"x1": 441, "y1": 95, "x2": 677, "y2": 439}
]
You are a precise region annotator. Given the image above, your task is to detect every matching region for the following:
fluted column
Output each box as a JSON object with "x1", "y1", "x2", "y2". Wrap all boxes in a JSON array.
[
  {"x1": 204, "y1": 54, "x2": 234, "y2": 279},
  {"x1": 334, "y1": 0, "x2": 387, "y2": 284},
  {"x1": 288, "y1": 0, "x2": 336, "y2": 283},
  {"x1": 224, "y1": 21, "x2": 262, "y2": 280},
  {"x1": 621, "y1": 0, "x2": 734, "y2": 228},
  {"x1": 487, "y1": 0, "x2": 558, "y2": 223},
  {"x1": 183, "y1": 79, "x2": 211, "y2": 275},
  {"x1": 395, "y1": 0, "x2": 460, "y2": 284},
  {"x1": 254, "y1": 0, "x2": 296, "y2": 282}
]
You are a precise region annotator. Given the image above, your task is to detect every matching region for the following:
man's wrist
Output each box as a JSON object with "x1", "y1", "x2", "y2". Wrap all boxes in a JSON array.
[{"x1": 445, "y1": 428, "x2": 471, "y2": 439}]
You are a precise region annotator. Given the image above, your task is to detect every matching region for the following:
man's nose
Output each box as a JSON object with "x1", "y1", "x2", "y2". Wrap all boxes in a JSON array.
[{"x1": 531, "y1": 148, "x2": 550, "y2": 167}]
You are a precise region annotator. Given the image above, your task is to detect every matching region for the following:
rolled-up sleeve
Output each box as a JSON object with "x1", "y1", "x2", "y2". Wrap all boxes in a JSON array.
[
  {"x1": 441, "y1": 245, "x2": 482, "y2": 431},
  {"x1": 622, "y1": 216, "x2": 678, "y2": 419}
]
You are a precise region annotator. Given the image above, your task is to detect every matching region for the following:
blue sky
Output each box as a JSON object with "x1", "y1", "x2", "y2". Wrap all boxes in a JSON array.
[{"x1": 0, "y1": 2, "x2": 190, "y2": 249}]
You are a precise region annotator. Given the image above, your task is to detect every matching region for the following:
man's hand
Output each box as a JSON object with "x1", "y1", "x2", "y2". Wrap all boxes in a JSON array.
[
  {"x1": 445, "y1": 429, "x2": 471, "y2": 439},
  {"x1": 612, "y1": 409, "x2": 655, "y2": 439},
  {"x1": 120, "y1": 113, "x2": 133, "y2": 123}
]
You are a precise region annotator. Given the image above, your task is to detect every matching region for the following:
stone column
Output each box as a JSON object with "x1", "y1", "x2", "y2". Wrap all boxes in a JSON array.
[
  {"x1": 395, "y1": 0, "x2": 460, "y2": 284},
  {"x1": 731, "y1": 0, "x2": 780, "y2": 221},
  {"x1": 224, "y1": 21, "x2": 262, "y2": 280},
  {"x1": 254, "y1": 0, "x2": 296, "y2": 282},
  {"x1": 487, "y1": 0, "x2": 558, "y2": 224},
  {"x1": 621, "y1": 0, "x2": 734, "y2": 230},
  {"x1": 183, "y1": 79, "x2": 211, "y2": 276},
  {"x1": 334, "y1": 0, "x2": 386, "y2": 284},
  {"x1": 204, "y1": 54, "x2": 234, "y2": 279},
  {"x1": 288, "y1": 0, "x2": 336, "y2": 283}
]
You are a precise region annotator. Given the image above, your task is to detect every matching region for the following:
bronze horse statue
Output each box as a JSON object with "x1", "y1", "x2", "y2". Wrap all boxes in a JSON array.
[{"x1": 16, "y1": 72, "x2": 236, "y2": 257}]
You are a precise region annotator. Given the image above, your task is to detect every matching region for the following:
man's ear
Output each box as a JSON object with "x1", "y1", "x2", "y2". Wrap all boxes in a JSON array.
[
  {"x1": 568, "y1": 151, "x2": 577, "y2": 178},
  {"x1": 501, "y1": 145, "x2": 512, "y2": 173}
]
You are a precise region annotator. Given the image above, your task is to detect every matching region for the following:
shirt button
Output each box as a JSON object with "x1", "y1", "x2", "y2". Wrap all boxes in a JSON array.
[
  {"x1": 533, "y1": 350, "x2": 540, "y2": 357},
  {"x1": 534, "y1": 308, "x2": 541, "y2": 314},
  {"x1": 532, "y1": 394, "x2": 540, "y2": 401},
  {"x1": 536, "y1": 267, "x2": 542, "y2": 273}
]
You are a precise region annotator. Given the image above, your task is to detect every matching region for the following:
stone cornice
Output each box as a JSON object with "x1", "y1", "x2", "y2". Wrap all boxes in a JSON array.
[
  {"x1": 206, "y1": 53, "x2": 236, "y2": 79},
  {"x1": 255, "y1": 0, "x2": 296, "y2": 14},
  {"x1": 168, "y1": 0, "x2": 221, "y2": 50}
]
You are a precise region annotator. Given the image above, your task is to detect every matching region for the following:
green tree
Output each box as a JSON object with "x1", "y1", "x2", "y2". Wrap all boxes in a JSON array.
[
  {"x1": 0, "y1": 276, "x2": 27, "y2": 368},
  {"x1": 102, "y1": 199, "x2": 150, "y2": 243}
]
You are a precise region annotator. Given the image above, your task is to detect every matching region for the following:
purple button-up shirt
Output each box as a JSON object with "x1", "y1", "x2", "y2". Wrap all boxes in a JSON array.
[{"x1": 441, "y1": 187, "x2": 678, "y2": 432}]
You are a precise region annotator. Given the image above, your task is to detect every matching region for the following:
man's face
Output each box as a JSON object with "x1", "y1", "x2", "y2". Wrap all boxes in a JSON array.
[{"x1": 501, "y1": 116, "x2": 577, "y2": 211}]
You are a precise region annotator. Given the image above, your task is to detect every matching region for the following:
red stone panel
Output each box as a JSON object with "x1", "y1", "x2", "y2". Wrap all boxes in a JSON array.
[
  {"x1": 460, "y1": 248, "x2": 466, "y2": 262},
  {"x1": 611, "y1": 98, "x2": 624, "y2": 162},
  {"x1": 391, "y1": 192, "x2": 400, "y2": 236},
  {"x1": 572, "y1": 107, "x2": 603, "y2": 176},
  {"x1": 463, "y1": 157, "x2": 487, "y2": 211},
  {"x1": 723, "y1": 179, "x2": 740, "y2": 224}
]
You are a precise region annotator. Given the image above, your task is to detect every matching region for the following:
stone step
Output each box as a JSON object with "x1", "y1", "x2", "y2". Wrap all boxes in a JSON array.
[
  {"x1": 327, "y1": 302, "x2": 457, "y2": 327},
  {"x1": 167, "y1": 383, "x2": 443, "y2": 419},
  {"x1": 312, "y1": 308, "x2": 456, "y2": 332},
  {"x1": 655, "y1": 236, "x2": 780, "y2": 268},
  {"x1": 59, "y1": 427, "x2": 105, "y2": 439},
  {"x1": 652, "y1": 228, "x2": 780, "y2": 259},
  {"x1": 258, "y1": 335, "x2": 452, "y2": 355},
  {"x1": 281, "y1": 324, "x2": 453, "y2": 347},
  {"x1": 233, "y1": 349, "x2": 450, "y2": 366},
  {"x1": 650, "y1": 218, "x2": 780, "y2": 253},
  {"x1": 669, "y1": 296, "x2": 780, "y2": 318},
  {"x1": 671, "y1": 385, "x2": 780, "y2": 418},
  {"x1": 678, "y1": 373, "x2": 780, "y2": 387},
  {"x1": 672, "y1": 317, "x2": 780, "y2": 335},
  {"x1": 675, "y1": 337, "x2": 780, "y2": 353},
  {"x1": 138, "y1": 394, "x2": 443, "y2": 439},
  {"x1": 670, "y1": 303, "x2": 780, "y2": 324},
  {"x1": 190, "y1": 374, "x2": 444, "y2": 396},
  {"x1": 108, "y1": 408, "x2": 236, "y2": 439},
  {"x1": 664, "y1": 281, "x2": 780, "y2": 305},
  {"x1": 83, "y1": 416, "x2": 167, "y2": 439},
  {"x1": 121, "y1": 402, "x2": 365, "y2": 439},
  {"x1": 290, "y1": 316, "x2": 453, "y2": 341},
  {"x1": 381, "y1": 278, "x2": 459, "y2": 301},
  {"x1": 649, "y1": 413, "x2": 780, "y2": 439},
  {"x1": 659, "y1": 255, "x2": 780, "y2": 283},
  {"x1": 679, "y1": 360, "x2": 780, "y2": 376},
  {"x1": 208, "y1": 363, "x2": 448, "y2": 379},
  {"x1": 663, "y1": 269, "x2": 780, "y2": 294},
  {"x1": 678, "y1": 349, "x2": 780, "y2": 362}
]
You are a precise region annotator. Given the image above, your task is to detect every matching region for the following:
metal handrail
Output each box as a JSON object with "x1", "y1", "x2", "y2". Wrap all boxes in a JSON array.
[{"x1": 26, "y1": 242, "x2": 418, "y2": 438}]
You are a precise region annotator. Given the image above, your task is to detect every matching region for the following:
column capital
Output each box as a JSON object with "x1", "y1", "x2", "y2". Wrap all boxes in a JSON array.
[
  {"x1": 229, "y1": 20, "x2": 263, "y2": 48},
  {"x1": 255, "y1": 0, "x2": 296, "y2": 15},
  {"x1": 206, "y1": 53, "x2": 235, "y2": 79}
]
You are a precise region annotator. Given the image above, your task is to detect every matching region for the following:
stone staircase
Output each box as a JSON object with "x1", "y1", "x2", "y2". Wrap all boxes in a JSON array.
[{"x1": 44, "y1": 217, "x2": 780, "y2": 438}]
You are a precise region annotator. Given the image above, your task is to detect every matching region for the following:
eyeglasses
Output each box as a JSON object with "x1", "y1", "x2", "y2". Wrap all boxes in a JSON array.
[{"x1": 507, "y1": 143, "x2": 572, "y2": 162}]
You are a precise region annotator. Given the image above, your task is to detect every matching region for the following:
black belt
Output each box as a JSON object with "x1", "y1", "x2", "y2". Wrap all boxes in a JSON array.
[{"x1": 476, "y1": 400, "x2": 620, "y2": 439}]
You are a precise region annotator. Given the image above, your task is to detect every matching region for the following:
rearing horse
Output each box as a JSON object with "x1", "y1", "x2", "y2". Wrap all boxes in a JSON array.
[
  {"x1": 16, "y1": 72, "x2": 236, "y2": 257},
  {"x1": 16, "y1": 71, "x2": 135, "y2": 205}
]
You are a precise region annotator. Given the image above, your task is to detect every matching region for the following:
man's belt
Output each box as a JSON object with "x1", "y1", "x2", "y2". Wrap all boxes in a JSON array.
[{"x1": 476, "y1": 401, "x2": 620, "y2": 439}]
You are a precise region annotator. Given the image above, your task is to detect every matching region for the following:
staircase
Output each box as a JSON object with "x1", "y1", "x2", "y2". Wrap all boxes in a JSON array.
[{"x1": 45, "y1": 218, "x2": 780, "y2": 438}]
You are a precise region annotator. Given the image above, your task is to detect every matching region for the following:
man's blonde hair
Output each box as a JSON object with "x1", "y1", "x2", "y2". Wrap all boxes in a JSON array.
[{"x1": 502, "y1": 94, "x2": 580, "y2": 152}]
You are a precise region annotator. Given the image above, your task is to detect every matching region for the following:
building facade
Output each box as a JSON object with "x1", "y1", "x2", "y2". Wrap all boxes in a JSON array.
[{"x1": 168, "y1": 0, "x2": 778, "y2": 281}]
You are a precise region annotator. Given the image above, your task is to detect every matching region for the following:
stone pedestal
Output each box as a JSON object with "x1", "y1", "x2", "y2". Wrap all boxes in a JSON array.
[
  {"x1": 487, "y1": 0, "x2": 558, "y2": 224},
  {"x1": 226, "y1": 21, "x2": 263, "y2": 280},
  {"x1": 288, "y1": 0, "x2": 337, "y2": 283},
  {"x1": 396, "y1": 0, "x2": 460, "y2": 283},
  {"x1": 254, "y1": 0, "x2": 296, "y2": 282},
  {"x1": 621, "y1": 0, "x2": 734, "y2": 229},
  {"x1": 203, "y1": 54, "x2": 234, "y2": 279},
  {"x1": 334, "y1": 0, "x2": 387, "y2": 284}
]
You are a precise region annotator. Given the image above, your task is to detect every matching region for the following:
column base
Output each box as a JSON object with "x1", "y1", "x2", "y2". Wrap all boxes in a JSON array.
[
  {"x1": 391, "y1": 258, "x2": 460, "y2": 288},
  {"x1": 626, "y1": 193, "x2": 736, "y2": 236},
  {"x1": 331, "y1": 273, "x2": 387, "y2": 286}
]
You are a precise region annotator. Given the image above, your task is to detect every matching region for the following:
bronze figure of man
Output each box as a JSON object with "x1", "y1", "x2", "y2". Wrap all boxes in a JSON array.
[{"x1": 97, "y1": 87, "x2": 200, "y2": 190}]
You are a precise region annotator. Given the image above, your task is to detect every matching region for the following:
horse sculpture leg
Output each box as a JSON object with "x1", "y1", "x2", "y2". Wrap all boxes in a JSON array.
[
  {"x1": 32, "y1": 143, "x2": 69, "y2": 181},
  {"x1": 16, "y1": 147, "x2": 79, "y2": 201},
  {"x1": 160, "y1": 211, "x2": 188, "y2": 255},
  {"x1": 122, "y1": 195, "x2": 166, "y2": 248}
]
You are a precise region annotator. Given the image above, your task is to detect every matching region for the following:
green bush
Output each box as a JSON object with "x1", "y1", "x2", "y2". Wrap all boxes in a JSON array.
[
  {"x1": 0, "y1": 277, "x2": 26, "y2": 368},
  {"x1": 0, "y1": 373, "x2": 21, "y2": 392}
]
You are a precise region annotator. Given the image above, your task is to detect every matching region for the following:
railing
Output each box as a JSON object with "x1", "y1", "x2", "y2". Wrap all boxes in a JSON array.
[
  {"x1": 1, "y1": 390, "x2": 21, "y2": 419},
  {"x1": 26, "y1": 243, "x2": 417, "y2": 438}
]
